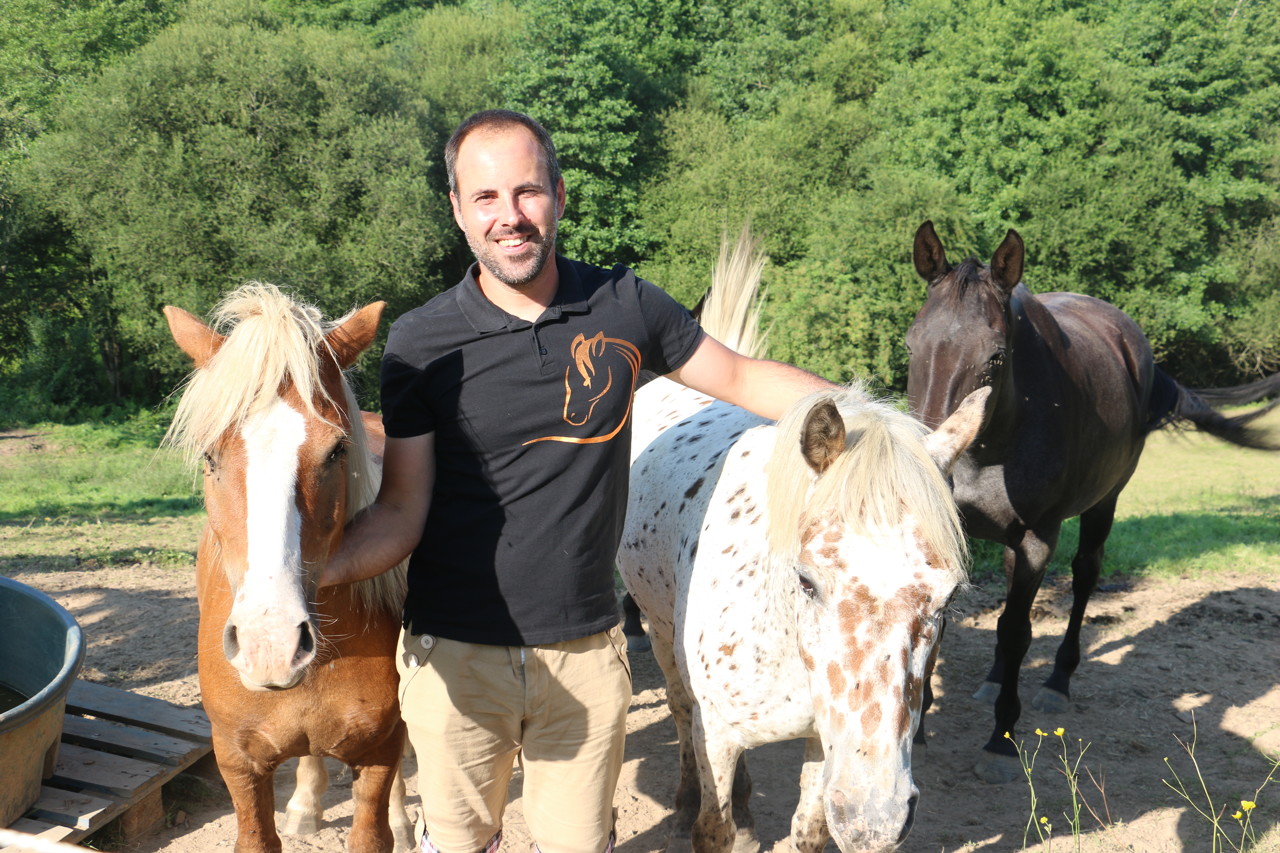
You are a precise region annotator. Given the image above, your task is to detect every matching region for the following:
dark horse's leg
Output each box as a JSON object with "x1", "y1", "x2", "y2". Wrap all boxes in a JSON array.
[
  {"x1": 974, "y1": 525, "x2": 1059, "y2": 784},
  {"x1": 913, "y1": 617, "x2": 946, "y2": 748},
  {"x1": 620, "y1": 591, "x2": 651, "y2": 652},
  {"x1": 1034, "y1": 497, "x2": 1116, "y2": 712}
]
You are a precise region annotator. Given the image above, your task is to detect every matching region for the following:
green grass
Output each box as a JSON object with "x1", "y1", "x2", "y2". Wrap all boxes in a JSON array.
[
  {"x1": 2, "y1": 407, "x2": 1279, "y2": 582},
  {"x1": 965, "y1": 406, "x2": 1280, "y2": 584},
  {"x1": 0, "y1": 416, "x2": 203, "y2": 573}
]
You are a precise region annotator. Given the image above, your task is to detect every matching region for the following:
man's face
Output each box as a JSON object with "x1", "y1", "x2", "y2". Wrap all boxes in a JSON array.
[{"x1": 450, "y1": 126, "x2": 565, "y2": 289}]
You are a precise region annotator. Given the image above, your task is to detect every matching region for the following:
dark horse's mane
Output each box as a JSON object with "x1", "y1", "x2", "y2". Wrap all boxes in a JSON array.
[{"x1": 946, "y1": 258, "x2": 1005, "y2": 299}]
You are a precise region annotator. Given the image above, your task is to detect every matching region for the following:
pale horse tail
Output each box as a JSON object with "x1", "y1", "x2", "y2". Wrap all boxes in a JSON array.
[{"x1": 696, "y1": 226, "x2": 769, "y2": 359}]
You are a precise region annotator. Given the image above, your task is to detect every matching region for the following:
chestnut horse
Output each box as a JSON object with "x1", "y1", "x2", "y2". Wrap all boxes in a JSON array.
[
  {"x1": 906, "y1": 221, "x2": 1277, "y2": 783},
  {"x1": 164, "y1": 283, "x2": 412, "y2": 852},
  {"x1": 619, "y1": 234, "x2": 989, "y2": 853}
]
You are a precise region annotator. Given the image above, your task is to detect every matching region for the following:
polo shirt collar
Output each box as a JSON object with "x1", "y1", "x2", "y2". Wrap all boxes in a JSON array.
[{"x1": 456, "y1": 255, "x2": 590, "y2": 332}]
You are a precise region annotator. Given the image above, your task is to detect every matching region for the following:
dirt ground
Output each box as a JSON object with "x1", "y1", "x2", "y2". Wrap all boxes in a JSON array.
[{"x1": 9, "y1": 558, "x2": 1279, "y2": 853}]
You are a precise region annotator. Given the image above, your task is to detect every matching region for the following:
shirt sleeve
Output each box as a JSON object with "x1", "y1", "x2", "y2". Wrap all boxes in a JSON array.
[
  {"x1": 380, "y1": 315, "x2": 436, "y2": 438},
  {"x1": 634, "y1": 276, "x2": 706, "y2": 376}
]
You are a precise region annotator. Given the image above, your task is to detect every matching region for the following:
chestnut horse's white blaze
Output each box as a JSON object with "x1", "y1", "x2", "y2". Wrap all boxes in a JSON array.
[
  {"x1": 234, "y1": 398, "x2": 313, "y2": 689},
  {"x1": 617, "y1": 233, "x2": 987, "y2": 853}
]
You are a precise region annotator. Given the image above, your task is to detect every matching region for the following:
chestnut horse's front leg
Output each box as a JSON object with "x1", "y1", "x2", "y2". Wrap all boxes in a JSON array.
[
  {"x1": 347, "y1": 761, "x2": 400, "y2": 853},
  {"x1": 213, "y1": 734, "x2": 284, "y2": 853}
]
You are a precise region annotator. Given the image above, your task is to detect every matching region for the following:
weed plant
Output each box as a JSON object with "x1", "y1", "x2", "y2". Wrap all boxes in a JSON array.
[{"x1": 1007, "y1": 723, "x2": 1279, "y2": 852}]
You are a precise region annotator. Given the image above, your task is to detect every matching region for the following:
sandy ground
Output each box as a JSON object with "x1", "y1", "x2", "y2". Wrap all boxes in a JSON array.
[{"x1": 7, "y1": 559, "x2": 1279, "y2": 853}]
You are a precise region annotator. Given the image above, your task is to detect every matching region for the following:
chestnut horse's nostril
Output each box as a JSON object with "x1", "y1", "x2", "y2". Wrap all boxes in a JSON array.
[{"x1": 294, "y1": 621, "x2": 316, "y2": 667}]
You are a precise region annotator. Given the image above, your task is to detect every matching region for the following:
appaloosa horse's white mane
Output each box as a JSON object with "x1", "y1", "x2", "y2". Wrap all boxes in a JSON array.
[{"x1": 764, "y1": 386, "x2": 968, "y2": 586}]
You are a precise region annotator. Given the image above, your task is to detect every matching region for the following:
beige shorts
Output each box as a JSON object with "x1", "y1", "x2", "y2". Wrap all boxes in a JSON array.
[{"x1": 397, "y1": 627, "x2": 632, "y2": 853}]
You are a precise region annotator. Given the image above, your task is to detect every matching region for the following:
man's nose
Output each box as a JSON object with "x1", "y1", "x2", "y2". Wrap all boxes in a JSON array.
[{"x1": 496, "y1": 193, "x2": 526, "y2": 225}]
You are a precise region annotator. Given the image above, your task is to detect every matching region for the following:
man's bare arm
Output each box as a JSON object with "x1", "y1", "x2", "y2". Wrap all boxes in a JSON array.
[
  {"x1": 319, "y1": 432, "x2": 434, "y2": 588},
  {"x1": 666, "y1": 335, "x2": 838, "y2": 421}
]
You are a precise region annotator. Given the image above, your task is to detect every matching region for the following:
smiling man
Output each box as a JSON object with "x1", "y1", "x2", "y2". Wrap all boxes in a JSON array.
[{"x1": 322, "y1": 110, "x2": 834, "y2": 853}]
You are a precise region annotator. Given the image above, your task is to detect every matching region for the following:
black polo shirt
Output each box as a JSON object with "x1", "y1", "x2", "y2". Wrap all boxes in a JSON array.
[{"x1": 381, "y1": 255, "x2": 705, "y2": 645}]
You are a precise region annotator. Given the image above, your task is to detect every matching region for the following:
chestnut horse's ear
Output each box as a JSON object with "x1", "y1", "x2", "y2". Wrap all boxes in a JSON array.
[
  {"x1": 922, "y1": 385, "x2": 990, "y2": 474},
  {"x1": 163, "y1": 306, "x2": 225, "y2": 368},
  {"x1": 800, "y1": 399, "x2": 846, "y2": 475},
  {"x1": 990, "y1": 229, "x2": 1024, "y2": 295},
  {"x1": 326, "y1": 301, "x2": 385, "y2": 369},
  {"x1": 913, "y1": 220, "x2": 950, "y2": 284}
]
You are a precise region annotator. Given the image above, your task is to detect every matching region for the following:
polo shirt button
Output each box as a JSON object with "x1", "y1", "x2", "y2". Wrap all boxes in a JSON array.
[
  {"x1": 420, "y1": 635, "x2": 435, "y2": 650},
  {"x1": 539, "y1": 347, "x2": 548, "y2": 355},
  {"x1": 608, "y1": 626, "x2": 619, "y2": 638}
]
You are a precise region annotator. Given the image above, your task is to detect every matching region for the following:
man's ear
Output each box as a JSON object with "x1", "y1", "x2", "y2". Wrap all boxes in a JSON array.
[
  {"x1": 555, "y1": 178, "x2": 566, "y2": 219},
  {"x1": 450, "y1": 191, "x2": 465, "y2": 230}
]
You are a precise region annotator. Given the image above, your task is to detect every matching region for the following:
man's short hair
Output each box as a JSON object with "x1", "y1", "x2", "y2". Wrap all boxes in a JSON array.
[{"x1": 445, "y1": 110, "x2": 562, "y2": 197}]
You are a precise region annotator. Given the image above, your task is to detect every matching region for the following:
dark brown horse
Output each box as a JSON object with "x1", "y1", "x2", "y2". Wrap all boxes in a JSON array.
[
  {"x1": 906, "y1": 221, "x2": 1277, "y2": 783},
  {"x1": 165, "y1": 283, "x2": 413, "y2": 852}
]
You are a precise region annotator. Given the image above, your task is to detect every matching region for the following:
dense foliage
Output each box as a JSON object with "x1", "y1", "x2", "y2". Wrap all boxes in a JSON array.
[{"x1": 2, "y1": 0, "x2": 1277, "y2": 419}]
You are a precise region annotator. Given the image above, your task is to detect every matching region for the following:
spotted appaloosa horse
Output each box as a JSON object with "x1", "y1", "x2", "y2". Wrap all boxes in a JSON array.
[
  {"x1": 164, "y1": 283, "x2": 413, "y2": 853},
  {"x1": 906, "y1": 221, "x2": 1278, "y2": 784},
  {"x1": 617, "y1": 235, "x2": 990, "y2": 853}
]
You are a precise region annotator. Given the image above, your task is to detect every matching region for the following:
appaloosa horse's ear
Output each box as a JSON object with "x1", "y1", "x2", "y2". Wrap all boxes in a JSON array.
[
  {"x1": 922, "y1": 385, "x2": 990, "y2": 474},
  {"x1": 990, "y1": 229, "x2": 1024, "y2": 294},
  {"x1": 326, "y1": 301, "x2": 386, "y2": 369},
  {"x1": 913, "y1": 220, "x2": 950, "y2": 284},
  {"x1": 800, "y1": 399, "x2": 846, "y2": 475},
  {"x1": 163, "y1": 306, "x2": 225, "y2": 368}
]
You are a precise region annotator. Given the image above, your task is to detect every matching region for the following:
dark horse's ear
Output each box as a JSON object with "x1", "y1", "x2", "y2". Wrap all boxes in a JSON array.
[
  {"x1": 913, "y1": 221, "x2": 950, "y2": 284},
  {"x1": 990, "y1": 229, "x2": 1024, "y2": 294}
]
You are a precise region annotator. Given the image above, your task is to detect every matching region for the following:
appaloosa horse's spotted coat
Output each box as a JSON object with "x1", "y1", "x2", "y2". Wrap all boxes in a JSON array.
[{"x1": 617, "y1": 236, "x2": 988, "y2": 853}]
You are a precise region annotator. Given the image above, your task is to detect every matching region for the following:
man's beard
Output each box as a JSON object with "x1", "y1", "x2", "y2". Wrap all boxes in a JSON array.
[{"x1": 466, "y1": 220, "x2": 558, "y2": 289}]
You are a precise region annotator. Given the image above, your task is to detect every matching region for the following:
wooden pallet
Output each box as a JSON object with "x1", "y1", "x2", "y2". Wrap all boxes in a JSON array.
[{"x1": 0, "y1": 680, "x2": 214, "y2": 851}]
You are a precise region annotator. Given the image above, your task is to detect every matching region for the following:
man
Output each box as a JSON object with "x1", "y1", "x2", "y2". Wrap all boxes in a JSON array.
[{"x1": 321, "y1": 109, "x2": 833, "y2": 853}]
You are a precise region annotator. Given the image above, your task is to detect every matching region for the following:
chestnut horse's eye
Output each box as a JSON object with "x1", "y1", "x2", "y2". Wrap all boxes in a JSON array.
[
  {"x1": 326, "y1": 442, "x2": 348, "y2": 465},
  {"x1": 203, "y1": 452, "x2": 217, "y2": 472}
]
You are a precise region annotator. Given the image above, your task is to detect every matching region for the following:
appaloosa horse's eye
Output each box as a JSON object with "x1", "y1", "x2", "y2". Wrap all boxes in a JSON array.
[{"x1": 797, "y1": 574, "x2": 817, "y2": 598}]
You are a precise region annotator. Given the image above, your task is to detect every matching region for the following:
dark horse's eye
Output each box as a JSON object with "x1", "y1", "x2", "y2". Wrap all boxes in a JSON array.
[{"x1": 797, "y1": 574, "x2": 817, "y2": 599}]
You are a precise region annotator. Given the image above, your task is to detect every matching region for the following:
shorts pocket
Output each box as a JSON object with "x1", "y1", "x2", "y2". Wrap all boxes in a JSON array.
[
  {"x1": 397, "y1": 630, "x2": 439, "y2": 706},
  {"x1": 606, "y1": 626, "x2": 632, "y2": 686}
]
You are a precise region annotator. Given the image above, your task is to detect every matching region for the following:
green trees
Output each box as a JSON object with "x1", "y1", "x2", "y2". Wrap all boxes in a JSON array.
[
  {"x1": 2, "y1": 0, "x2": 1277, "y2": 418},
  {"x1": 637, "y1": 0, "x2": 1280, "y2": 385},
  {"x1": 17, "y1": 1, "x2": 457, "y2": 404}
]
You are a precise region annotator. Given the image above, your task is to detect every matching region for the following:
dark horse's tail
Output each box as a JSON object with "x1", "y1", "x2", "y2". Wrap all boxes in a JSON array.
[
  {"x1": 1190, "y1": 370, "x2": 1280, "y2": 407},
  {"x1": 1148, "y1": 368, "x2": 1280, "y2": 450}
]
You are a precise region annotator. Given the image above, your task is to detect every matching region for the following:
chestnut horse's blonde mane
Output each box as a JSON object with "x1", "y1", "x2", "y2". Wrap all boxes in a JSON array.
[
  {"x1": 165, "y1": 281, "x2": 405, "y2": 614},
  {"x1": 763, "y1": 386, "x2": 968, "y2": 586}
]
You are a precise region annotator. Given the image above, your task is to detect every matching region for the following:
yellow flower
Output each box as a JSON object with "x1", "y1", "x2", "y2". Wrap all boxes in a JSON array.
[
  {"x1": 1035, "y1": 728, "x2": 1047, "y2": 736},
  {"x1": 1242, "y1": 800, "x2": 1256, "y2": 812},
  {"x1": 1233, "y1": 811, "x2": 1244, "y2": 821},
  {"x1": 1003, "y1": 731, "x2": 1012, "y2": 739},
  {"x1": 1053, "y1": 727, "x2": 1065, "y2": 737},
  {"x1": 1040, "y1": 816, "x2": 1049, "y2": 824}
]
